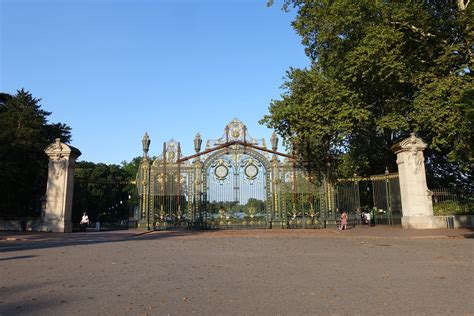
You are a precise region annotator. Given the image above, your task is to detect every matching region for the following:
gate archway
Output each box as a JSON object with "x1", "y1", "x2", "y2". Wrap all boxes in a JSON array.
[{"x1": 201, "y1": 145, "x2": 272, "y2": 228}]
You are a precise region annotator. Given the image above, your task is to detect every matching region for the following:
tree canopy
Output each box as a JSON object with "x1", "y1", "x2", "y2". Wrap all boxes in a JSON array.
[
  {"x1": 261, "y1": 1, "x2": 473, "y2": 189},
  {"x1": 0, "y1": 89, "x2": 72, "y2": 217}
]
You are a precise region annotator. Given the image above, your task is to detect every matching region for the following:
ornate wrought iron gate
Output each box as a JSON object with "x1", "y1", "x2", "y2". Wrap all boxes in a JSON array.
[
  {"x1": 136, "y1": 119, "x2": 401, "y2": 230},
  {"x1": 202, "y1": 146, "x2": 271, "y2": 228},
  {"x1": 334, "y1": 172, "x2": 402, "y2": 226}
]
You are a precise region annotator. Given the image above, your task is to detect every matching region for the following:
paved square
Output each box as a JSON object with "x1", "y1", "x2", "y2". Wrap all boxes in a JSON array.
[{"x1": 1, "y1": 228, "x2": 473, "y2": 315}]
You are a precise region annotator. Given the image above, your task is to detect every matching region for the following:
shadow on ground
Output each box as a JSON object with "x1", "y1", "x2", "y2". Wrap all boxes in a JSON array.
[
  {"x1": 1, "y1": 227, "x2": 473, "y2": 253},
  {"x1": 0, "y1": 229, "x2": 219, "y2": 252}
]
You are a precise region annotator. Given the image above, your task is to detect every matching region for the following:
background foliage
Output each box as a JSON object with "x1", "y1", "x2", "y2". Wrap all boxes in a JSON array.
[
  {"x1": 0, "y1": 90, "x2": 71, "y2": 218},
  {"x1": 0, "y1": 89, "x2": 141, "y2": 221},
  {"x1": 262, "y1": 1, "x2": 473, "y2": 190},
  {"x1": 72, "y1": 158, "x2": 140, "y2": 226}
]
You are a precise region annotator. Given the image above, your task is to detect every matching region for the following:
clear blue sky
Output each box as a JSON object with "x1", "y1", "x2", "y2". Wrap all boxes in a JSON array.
[{"x1": 1, "y1": 0, "x2": 309, "y2": 164}]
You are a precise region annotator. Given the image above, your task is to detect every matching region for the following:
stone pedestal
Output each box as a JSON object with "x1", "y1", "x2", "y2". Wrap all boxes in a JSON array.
[
  {"x1": 42, "y1": 139, "x2": 81, "y2": 232},
  {"x1": 392, "y1": 133, "x2": 435, "y2": 229}
]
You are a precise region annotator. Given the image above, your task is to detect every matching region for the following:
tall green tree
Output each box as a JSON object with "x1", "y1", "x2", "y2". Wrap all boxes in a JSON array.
[
  {"x1": 120, "y1": 156, "x2": 142, "y2": 215},
  {"x1": 0, "y1": 89, "x2": 72, "y2": 217},
  {"x1": 72, "y1": 159, "x2": 140, "y2": 225},
  {"x1": 262, "y1": 1, "x2": 473, "y2": 189}
]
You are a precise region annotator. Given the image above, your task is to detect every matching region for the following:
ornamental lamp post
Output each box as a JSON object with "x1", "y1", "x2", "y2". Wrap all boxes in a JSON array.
[
  {"x1": 270, "y1": 132, "x2": 278, "y2": 152},
  {"x1": 142, "y1": 132, "x2": 151, "y2": 157},
  {"x1": 194, "y1": 132, "x2": 202, "y2": 153},
  {"x1": 385, "y1": 167, "x2": 392, "y2": 226}
]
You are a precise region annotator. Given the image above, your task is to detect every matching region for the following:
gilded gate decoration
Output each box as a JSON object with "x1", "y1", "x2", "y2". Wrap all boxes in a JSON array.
[{"x1": 136, "y1": 119, "x2": 400, "y2": 230}]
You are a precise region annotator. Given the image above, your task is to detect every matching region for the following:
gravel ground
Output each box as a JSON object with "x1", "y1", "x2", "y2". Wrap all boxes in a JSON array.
[{"x1": 1, "y1": 228, "x2": 473, "y2": 315}]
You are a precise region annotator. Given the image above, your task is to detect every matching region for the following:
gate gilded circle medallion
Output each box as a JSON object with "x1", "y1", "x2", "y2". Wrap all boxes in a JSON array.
[
  {"x1": 214, "y1": 164, "x2": 229, "y2": 180},
  {"x1": 244, "y1": 163, "x2": 258, "y2": 179}
]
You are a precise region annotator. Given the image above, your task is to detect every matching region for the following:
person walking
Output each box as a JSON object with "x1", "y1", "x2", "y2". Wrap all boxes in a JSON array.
[
  {"x1": 365, "y1": 211, "x2": 371, "y2": 227},
  {"x1": 95, "y1": 215, "x2": 101, "y2": 232},
  {"x1": 340, "y1": 211, "x2": 348, "y2": 230},
  {"x1": 80, "y1": 212, "x2": 90, "y2": 233}
]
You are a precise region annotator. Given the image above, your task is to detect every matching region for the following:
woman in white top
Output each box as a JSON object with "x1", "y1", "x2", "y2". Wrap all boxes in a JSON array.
[
  {"x1": 80, "y1": 212, "x2": 89, "y2": 233},
  {"x1": 365, "y1": 212, "x2": 371, "y2": 227}
]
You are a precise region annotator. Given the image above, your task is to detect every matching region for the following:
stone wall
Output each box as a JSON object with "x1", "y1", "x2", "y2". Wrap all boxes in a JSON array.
[{"x1": 432, "y1": 215, "x2": 474, "y2": 229}]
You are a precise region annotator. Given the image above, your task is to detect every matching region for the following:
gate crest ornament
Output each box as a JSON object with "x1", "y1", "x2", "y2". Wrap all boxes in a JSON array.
[{"x1": 209, "y1": 118, "x2": 266, "y2": 148}]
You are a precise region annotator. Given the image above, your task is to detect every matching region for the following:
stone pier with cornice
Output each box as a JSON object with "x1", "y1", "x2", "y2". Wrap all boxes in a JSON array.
[
  {"x1": 392, "y1": 133, "x2": 436, "y2": 229},
  {"x1": 42, "y1": 139, "x2": 81, "y2": 232}
]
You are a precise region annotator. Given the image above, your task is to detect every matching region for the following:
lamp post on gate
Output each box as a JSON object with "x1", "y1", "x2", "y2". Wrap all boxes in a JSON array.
[
  {"x1": 194, "y1": 133, "x2": 202, "y2": 153},
  {"x1": 142, "y1": 132, "x2": 150, "y2": 157}
]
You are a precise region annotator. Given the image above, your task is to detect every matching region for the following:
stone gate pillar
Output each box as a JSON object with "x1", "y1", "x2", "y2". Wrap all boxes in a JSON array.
[
  {"x1": 138, "y1": 132, "x2": 151, "y2": 229},
  {"x1": 392, "y1": 133, "x2": 435, "y2": 229},
  {"x1": 43, "y1": 138, "x2": 81, "y2": 232}
]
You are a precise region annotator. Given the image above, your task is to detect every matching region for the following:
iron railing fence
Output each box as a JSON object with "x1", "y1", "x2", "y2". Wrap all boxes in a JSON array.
[
  {"x1": 335, "y1": 173, "x2": 402, "y2": 226},
  {"x1": 431, "y1": 189, "x2": 474, "y2": 215}
]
